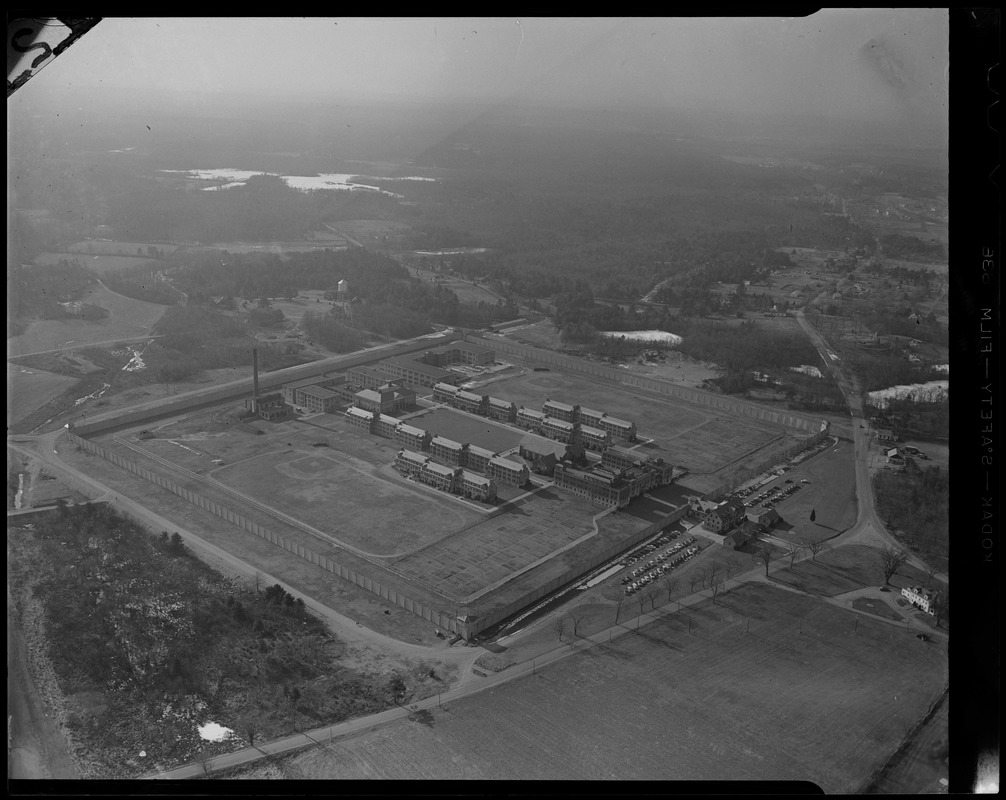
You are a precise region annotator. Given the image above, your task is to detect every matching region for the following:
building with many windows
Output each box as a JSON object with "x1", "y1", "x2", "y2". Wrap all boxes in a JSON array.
[
  {"x1": 542, "y1": 398, "x2": 578, "y2": 423},
  {"x1": 353, "y1": 384, "x2": 416, "y2": 415},
  {"x1": 433, "y1": 382, "x2": 461, "y2": 404},
  {"x1": 295, "y1": 385, "x2": 342, "y2": 414},
  {"x1": 464, "y1": 444, "x2": 496, "y2": 474},
  {"x1": 901, "y1": 586, "x2": 939, "y2": 615},
  {"x1": 487, "y1": 396, "x2": 517, "y2": 423},
  {"x1": 430, "y1": 435, "x2": 467, "y2": 465},
  {"x1": 457, "y1": 470, "x2": 497, "y2": 502},
  {"x1": 516, "y1": 407, "x2": 547, "y2": 432},
  {"x1": 394, "y1": 448, "x2": 430, "y2": 477},
  {"x1": 578, "y1": 406, "x2": 636, "y2": 441},
  {"x1": 487, "y1": 455, "x2": 530, "y2": 487},
  {"x1": 244, "y1": 392, "x2": 289, "y2": 421},
  {"x1": 378, "y1": 355, "x2": 459, "y2": 388},
  {"x1": 702, "y1": 498, "x2": 747, "y2": 533},
  {"x1": 346, "y1": 365, "x2": 397, "y2": 389},
  {"x1": 601, "y1": 446, "x2": 674, "y2": 485},
  {"x1": 518, "y1": 433, "x2": 583, "y2": 476},
  {"x1": 372, "y1": 413, "x2": 399, "y2": 439},
  {"x1": 541, "y1": 417, "x2": 576, "y2": 443},
  {"x1": 577, "y1": 424, "x2": 611, "y2": 452},
  {"x1": 421, "y1": 341, "x2": 495, "y2": 367},
  {"x1": 394, "y1": 423, "x2": 432, "y2": 452},
  {"x1": 345, "y1": 406, "x2": 374, "y2": 431},
  {"x1": 419, "y1": 461, "x2": 460, "y2": 492},
  {"x1": 455, "y1": 390, "x2": 489, "y2": 416},
  {"x1": 553, "y1": 463, "x2": 633, "y2": 508}
]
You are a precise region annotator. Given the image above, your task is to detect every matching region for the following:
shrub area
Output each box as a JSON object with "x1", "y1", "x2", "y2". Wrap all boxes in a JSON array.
[{"x1": 8, "y1": 504, "x2": 448, "y2": 777}]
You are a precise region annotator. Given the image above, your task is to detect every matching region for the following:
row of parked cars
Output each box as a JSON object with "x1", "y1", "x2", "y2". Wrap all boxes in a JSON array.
[
  {"x1": 619, "y1": 543, "x2": 700, "y2": 595},
  {"x1": 621, "y1": 531, "x2": 682, "y2": 567},
  {"x1": 741, "y1": 478, "x2": 810, "y2": 509}
]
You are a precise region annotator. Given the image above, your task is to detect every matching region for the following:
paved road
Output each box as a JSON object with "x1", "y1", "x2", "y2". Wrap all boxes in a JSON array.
[
  {"x1": 7, "y1": 334, "x2": 165, "y2": 360},
  {"x1": 794, "y1": 310, "x2": 945, "y2": 580}
]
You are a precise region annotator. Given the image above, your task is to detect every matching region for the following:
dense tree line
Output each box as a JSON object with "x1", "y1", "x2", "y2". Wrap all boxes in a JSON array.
[
  {"x1": 880, "y1": 233, "x2": 946, "y2": 262},
  {"x1": 102, "y1": 264, "x2": 182, "y2": 306},
  {"x1": 873, "y1": 462, "x2": 949, "y2": 568},
  {"x1": 8, "y1": 259, "x2": 96, "y2": 334},
  {"x1": 301, "y1": 310, "x2": 364, "y2": 353}
]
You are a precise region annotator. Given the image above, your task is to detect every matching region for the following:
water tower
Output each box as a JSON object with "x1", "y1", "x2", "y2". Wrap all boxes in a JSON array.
[{"x1": 333, "y1": 279, "x2": 352, "y2": 323}]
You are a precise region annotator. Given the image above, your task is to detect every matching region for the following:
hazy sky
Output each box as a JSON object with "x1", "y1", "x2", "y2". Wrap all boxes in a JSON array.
[{"x1": 23, "y1": 13, "x2": 948, "y2": 128}]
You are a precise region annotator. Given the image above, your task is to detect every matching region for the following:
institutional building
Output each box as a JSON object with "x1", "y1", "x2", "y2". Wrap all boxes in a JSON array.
[
  {"x1": 457, "y1": 470, "x2": 497, "y2": 502},
  {"x1": 430, "y1": 435, "x2": 467, "y2": 466},
  {"x1": 394, "y1": 423, "x2": 432, "y2": 452},
  {"x1": 516, "y1": 407, "x2": 547, "y2": 432},
  {"x1": 901, "y1": 586, "x2": 938, "y2": 615},
  {"x1": 372, "y1": 413, "x2": 399, "y2": 439},
  {"x1": 455, "y1": 390, "x2": 489, "y2": 416},
  {"x1": 601, "y1": 446, "x2": 674, "y2": 485},
  {"x1": 542, "y1": 398, "x2": 578, "y2": 423},
  {"x1": 421, "y1": 341, "x2": 495, "y2": 367},
  {"x1": 394, "y1": 449, "x2": 497, "y2": 503},
  {"x1": 394, "y1": 448, "x2": 430, "y2": 477},
  {"x1": 553, "y1": 463, "x2": 632, "y2": 508},
  {"x1": 244, "y1": 392, "x2": 289, "y2": 421},
  {"x1": 577, "y1": 424, "x2": 611, "y2": 452},
  {"x1": 352, "y1": 383, "x2": 416, "y2": 415},
  {"x1": 541, "y1": 417, "x2": 576, "y2": 443},
  {"x1": 345, "y1": 406, "x2": 374, "y2": 431},
  {"x1": 464, "y1": 444, "x2": 496, "y2": 474},
  {"x1": 433, "y1": 382, "x2": 461, "y2": 404},
  {"x1": 486, "y1": 455, "x2": 530, "y2": 487},
  {"x1": 420, "y1": 461, "x2": 459, "y2": 492},
  {"x1": 346, "y1": 365, "x2": 397, "y2": 389},
  {"x1": 578, "y1": 406, "x2": 636, "y2": 441},
  {"x1": 487, "y1": 396, "x2": 517, "y2": 423},
  {"x1": 378, "y1": 355, "x2": 459, "y2": 388}
]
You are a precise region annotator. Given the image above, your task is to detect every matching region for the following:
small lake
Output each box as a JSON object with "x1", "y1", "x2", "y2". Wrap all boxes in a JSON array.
[{"x1": 160, "y1": 168, "x2": 436, "y2": 197}]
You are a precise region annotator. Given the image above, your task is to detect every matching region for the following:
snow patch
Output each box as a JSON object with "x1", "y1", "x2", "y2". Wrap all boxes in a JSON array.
[
  {"x1": 789, "y1": 364, "x2": 823, "y2": 378},
  {"x1": 197, "y1": 722, "x2": 234, "y2": 742},
  {"x1": 867, "y1": 380, "x2": 948, "y2": 409},
  {"x1": 599, "y1": 330, "x2": 683, "y2": 346}
]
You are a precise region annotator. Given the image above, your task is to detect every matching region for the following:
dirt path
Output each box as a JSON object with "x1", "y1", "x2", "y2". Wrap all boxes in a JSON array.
[{"x1": 6, "y1": 584, "x2": 80, "y2": 779}]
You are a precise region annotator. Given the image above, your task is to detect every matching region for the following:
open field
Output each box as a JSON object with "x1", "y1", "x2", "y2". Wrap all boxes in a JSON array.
[
  {"x1": 66, "y1": 240, "x2": 180, "y2": 256},
  {"x1": 7, "y1": 284, "x2": 167, "y2": 358},
  {"x1": 214, "y1": 448, "x2": 479, "y2": 556},
  {"x1": 229, "y1": 583, "x2": 947, "y2": 788},
  {"x1": 409, "y1": 407, "x2": 526, "y2": 453},
  {"x1": 7, "y1": 364, "x2": 80, "y2": 428},
  {"x1": 391, "y1": 486, "x2": 602, "y2": 602},
  {"x1": 746, "y1": 437, "x2": 858, "y2": 545},
  {"x1": 772, "y1": 543, "x2": 949, "y2": 599},
  {"x1": 404, "y1": 266, "x2": 504, "y2": 306},
  {"x1": 33, "y1": 252, "x2": 161, "y2": 275}
]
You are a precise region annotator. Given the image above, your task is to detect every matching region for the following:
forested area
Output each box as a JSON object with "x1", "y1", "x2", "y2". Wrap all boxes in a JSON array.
[
  {"x1": 867, "y1": 397, "x2": 950, "y2": 440},
  {"x1": 102, "y1": 264, "x2": 182, "y2": 306},
  {"x1": 873, "y1": 463, "x2": 949, "y2": 569},
  {"x1": 7, "y1": 259, "x2": 96, "y2": 335},
  {"x1": 879, "y1": 233, "x2": 946, "y2": 262}
]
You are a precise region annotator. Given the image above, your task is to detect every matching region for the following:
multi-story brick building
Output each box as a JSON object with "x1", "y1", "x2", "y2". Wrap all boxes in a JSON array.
[
  {"x1": 457, "y1": 470, "x2": 497, "y2": 502},
  {"x1": 542, "y1": 398, "x2": 578, "y2": 423},
  {"x1": 430, "y1": 435, "x2": 467, "y2": 466},
  {"x1": 421, "y1": 341, "x2": 495, "y2": 367},
  {"x1": 394, "y1": 448, "x2": 430, "y2": 477},
  {"x1": 464, "y1": 444, "x2": 496, "y2": 474},
  {"x1": 295, "y1": 385, "x2": 342, "y2": 414},
  {"x1": 516, "y1": 407, "x2": 547, "y2": 432},
  {"x1": 353, "y1": 384, "x2": 416, "y2": 415},
  {"x1": 541, "y1": 417, "x2": 576, "y2": 443},
  {"x1": 372, "y1": 413, "x2": 399, "y2": 439},
  {"x1": 702, "y1": 498, "x2": 747, "y2": 533},
  {"x1": 433, "y1": 382, "x2": 461, "y2": 404},
  {"x1": 346, "y1": 365, "x2": 397, "y2": 389},
  {"x1": 455, "y1": 390, "x2": 489, "y2": 416},
  {"x1": 577, "y1": 424, "x2": 611, "y2": 452},
  {"x1": 487, "y1": 396, "x2": 517, "y2": 423},
  {"x1": 345, "y1": 406, "x2": 374, "y2": 431},
  {"x1": 487, "y1": 455, "x2": 530, "y2": 487},
  {"x1": 419, "y1": 461, "x2": 460, "y2": 492},
  {"x1": 553, "y1": 463, "x2": 632, "y2": 508},
  {"x1": 394, "y1": 423, "x2": 432, "y2": 452},
  {"x1": 378, "y1": 355, "x2": 458, "y2": 388}
]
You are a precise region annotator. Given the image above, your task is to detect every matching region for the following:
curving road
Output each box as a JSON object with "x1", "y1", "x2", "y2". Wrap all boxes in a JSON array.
[{"x1": 794, "y1": 310, "x2": 945, "y2": 579}]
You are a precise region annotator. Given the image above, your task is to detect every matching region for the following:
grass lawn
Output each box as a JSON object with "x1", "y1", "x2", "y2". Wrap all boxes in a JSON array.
[
  {"x1": 7, "y1": 284, "x2": 167, "y2": 358},
  {"x1": 7, "y1": 363, "x2": 80, "y2": 428},
  {"x1": 231, "y1": 583, "x2": 947, "y2": 789}
]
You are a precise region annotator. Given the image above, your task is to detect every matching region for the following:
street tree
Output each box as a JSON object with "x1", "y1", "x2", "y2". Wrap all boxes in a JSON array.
[
  {"x1": 645, "y1": 588, "x2": 658, "y2": 612},
  {"x1": 808, "y1": 541, "x2": 825, "y2": 561},
  {"x1": 753, "y1": 541, "x2": 774, "y2": 577},
  {"x1": 789, "y1": 546, "x2": 804, "y2": 568},
  {"x1": 662, "y1": 577, "x2": 679, "y2": 608},
  {"x1": 924, "y1": 563, "x2": 939, "y2": 589},
  {"x1": 554, "y1": 615, "x2": 565, "y2": 643},
  {"x1": 710, "y1": 573, "x2": 726, "y2": 602},
  {"x1": 810, "y1": 508, "x2": 817, "y2": 522},
  {"x1": 568, "y1": 612, "x2": 584, "y2": 639},
  {"x1": 879, "y1": 546, "x2": 909, "y2": 585}
]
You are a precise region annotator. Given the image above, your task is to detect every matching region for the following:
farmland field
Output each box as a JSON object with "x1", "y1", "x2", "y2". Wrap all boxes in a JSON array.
[
  {"x1": 7, "y1": 283, "x2": 167, "y2": 357},
  {"x1": 409, "y1": 407, "x2": 526, "y2": 453},
  {"x1": 230, "y1": 583, "x2": 947, "y2": 788}
]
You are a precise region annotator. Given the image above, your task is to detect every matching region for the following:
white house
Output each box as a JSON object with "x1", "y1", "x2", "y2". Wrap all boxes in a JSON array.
[{"x1": 901, "y1": 585, "x2": 937, "y2": 615}]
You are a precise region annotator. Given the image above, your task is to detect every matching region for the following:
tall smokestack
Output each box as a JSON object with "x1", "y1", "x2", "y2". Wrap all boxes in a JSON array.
[{"x1": 252, "y1": 347, "x2": 260, "y2": 409}]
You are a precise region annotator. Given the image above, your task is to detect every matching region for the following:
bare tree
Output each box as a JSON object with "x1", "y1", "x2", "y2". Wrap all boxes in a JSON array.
[
  {"x1": 568, "y1": 612, "x2": 584, "y2": 639},
  {"x1": 662, "y1": 577, "x2": 678, "y2": 608},
  {"x1": 240, "y1": 715, "x2": 259, "y2": 748},
  {"x1": 879, "y1": 546, "x2": 909, "y2": 586},
  {"x1": 753, "y1": 541, "x2": 774, "y2": 578},
  {"x1": 553, "y1": 615, "x2": 565, "y2": 643},
  {"x1": 930, "y1": 590, "x2": 949, "y2": 627},
  {"x1": 710, "y1": 572, "x2": 726, "y2": 603},
  {"x1": 688, "y1": 571, "x2": 701, "y2": 593},
  {"x1": 253, "y1": 571, "x2": 264, "y2": 593},
  {"x1": 636, "y1": 591, "x2": 647, "y2": 617},
  {"x1": 615, "y1": 597, "x2": 625, "y2": 624},
  {"x1": 788, "y1": 546, "x2": 804, "y2": 568},
  {"x1": 707, "y1": 565, "x2": 719, "y2": 591},
  {"x1": 808, "y1": 541, "x2": 825, "y2": 561},
  {"x1": 645, "y1": 588, "x2": 658, "y2": 612},
  {"x1": 696, "y1": 567, "x2": 709, "y2": 590},
  {"x1": 923, "y1": 562, "x2": 938, "y2": 589}
]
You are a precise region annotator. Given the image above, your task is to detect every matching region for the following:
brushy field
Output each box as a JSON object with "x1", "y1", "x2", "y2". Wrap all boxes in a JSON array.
[
  {"x1": 6, "y1": 504, "x2": 452, "y2": 779},
  {"x1": 227, "y1": 583, "x2": 947, "y2": 788},
  {"x1": 7, "y1": 363, "x2": 79, "y2": 428},
  {"x1": 7, "y1": 284, "x2": 167, "y2": 358},
  {"x1": 66, "y1": 241, "x2": 179, "y2": 256},
  {"x1": 34, "y1": 252, "x2": 161, "y2": 275}
]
